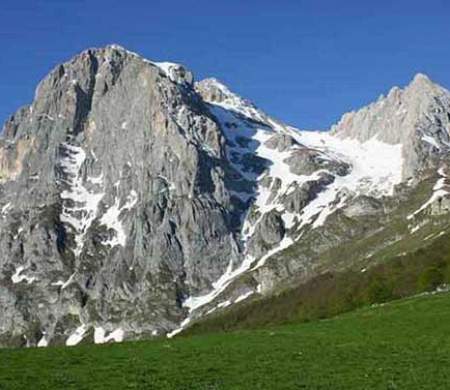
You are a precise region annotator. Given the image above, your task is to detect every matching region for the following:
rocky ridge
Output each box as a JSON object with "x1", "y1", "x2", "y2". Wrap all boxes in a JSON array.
[{"x1": 1, "y1": 45, "x2": 450, "y2": 346}]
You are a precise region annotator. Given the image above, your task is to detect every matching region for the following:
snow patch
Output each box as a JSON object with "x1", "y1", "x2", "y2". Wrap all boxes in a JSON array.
[
  {"x1": 293, "y1": 130, "x2": 404, "y2": 198},
  {"x1": 410, "y1": 224, "x2": 421, "y2": 233},
  {"x1": 94, "y1": 327, "x2": 124, "y2": 344},
  {"x1": 234, "y1": 290, "x2": 254, "y2": 303},
  {"x1": 1, "y1": 202, "x2": 12, "y2": 215},
  {"x1": 100, "y1": 189, "x2": 138, "y2": 247},
  {"x1": 166, "y1": 317, "x2": 191, "y2": 338},
  {"x1": 253, "y1": 236, "x2": 294, "y2": 269},
  {"x1": 106, "y1": 44, "x2": 188, "y2": 85},
  {"x1": 87, "y1": 173, "x2": 104, "y2": 185},
  {"x1": 167, "y1": 85, "x2": 406, "y2": 335},
  {"x1": 11, "y1": 266, "x2": 35, "y2": 284},
  {"x1": 51, "y1": 272, "x2": 76, "y2": 289},
  {"x1": 217, "y1": 300, "x2": 231, "y2": 309},
  {"x1": 66, "y1": 324, "x2": 88, "y2": 346},
  {"x1": 407, "y1": 167, "x2": 448, "y2": 220},
  {"x1": 59, "y1": 143, "x2": 104, "y2": 257},
  {"x1": 422, "y1": 135, "x2": 440, "y2": 149},
  {"x1": 199, "y1": 78, "x2": 267, "y2": 123},
  {"x1": 37, "y1": 335, "x2": 48, "y2": 348}
]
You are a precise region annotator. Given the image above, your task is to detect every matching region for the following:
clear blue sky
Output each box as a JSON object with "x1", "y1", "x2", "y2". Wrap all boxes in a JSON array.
[{"x1": 1, "y1": 0, "x2": 450, "y2": 129}]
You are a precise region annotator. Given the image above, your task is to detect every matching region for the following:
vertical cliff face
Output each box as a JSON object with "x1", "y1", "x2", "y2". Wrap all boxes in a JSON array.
[
  {"x1": 0, "y1": 45, "x2": 253, "y2": 346},
  {"x1": 1, "y1": 46, "x2": 450, "y2": 346}
]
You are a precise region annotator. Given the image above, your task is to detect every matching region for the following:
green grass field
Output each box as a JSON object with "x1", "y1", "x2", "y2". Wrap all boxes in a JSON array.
[{"x1": 1, "y1": 292, "x2": 450, "y2": 389}]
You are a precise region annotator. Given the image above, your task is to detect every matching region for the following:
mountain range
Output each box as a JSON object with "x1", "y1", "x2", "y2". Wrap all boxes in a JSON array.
[{"x1": 1, "y1": 45, "x2": 449, "y2": 347}]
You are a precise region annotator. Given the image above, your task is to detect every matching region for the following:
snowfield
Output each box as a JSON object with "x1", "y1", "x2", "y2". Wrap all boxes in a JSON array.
[{"x1": 169, "y1": 79, "x2": 408, "y2": 335}]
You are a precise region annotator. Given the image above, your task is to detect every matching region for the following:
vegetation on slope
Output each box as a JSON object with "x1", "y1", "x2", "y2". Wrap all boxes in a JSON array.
[
  {"x1": 187, "y1": 229, "x2": 450, "y2": 334},
  {"x1": 1, "y1": 292, "x2": 450, "y2": 389}
]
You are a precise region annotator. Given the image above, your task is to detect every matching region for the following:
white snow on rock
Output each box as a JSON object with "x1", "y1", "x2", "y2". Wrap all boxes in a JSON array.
[
  {"x1": 154, "y1": 62, "x2": 188, "y2": 84},
  {"x1": 11, "y1": 266, "x2": 35, "y2": 284},
  {"x1": 1, "y1": 202, "x2": 11, "y2": 215},
  {"x1": 106, "y1": 44, "x2": 190, "y2": 85},
  {"x1": 407, "y1": 167, "x2": 448, "y2": 220},
  {"x1": 253, "y1": 236, "x2": 294, "y2": 269},
  {"x1": 422, "y1": 134, "x2": 440, "y2": 149},
  {"x1": 234, "y1": 290, "x2": 254, "y2": 303},
  {"x1": 66, "y1": 324, "x2": 88, "y2": 346},
  {"x1": 51, "y1": 272, "x2": 76, "y2": 290},
  {"x1": 410, "y1": 224, "x2": 421, "y2": 234},
  {"x1": 37, "y1": 335, "x2": 48, "y2": 347},
  {"x1": 169, "y1": 75, "x2": 450, "y2": 337},
  {"x1": 172, "y1": 82, "x2": 406, "y2": 333},
  {"x1": 94, "y1": 327, "x2": 124, "y2": 344},
  {"x1": 87, "y1": 173, "x2": 104, "y2": 185},
  {"x1": 59, "y1": 143, "x2": 105, "y2": 257},
  {"x1": 197, "y1": 78, "x2": 267, "y2": 123},
  {"x1": 291, "y1": 129, "x2": 404, "y2": 198},
  {"x1": 217, "y1": 300, "x2": 232, "y2": 309},
  {"x1": 100, "y1": 189, "x2": 138, "y2": 247},
  {"x1": 167, "y1": 317, "x2": 191, "y2": 338}
]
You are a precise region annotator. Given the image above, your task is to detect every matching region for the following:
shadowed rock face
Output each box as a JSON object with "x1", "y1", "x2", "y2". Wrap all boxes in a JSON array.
[{"x1": 1, "y1": 46, "x2": 450, "y2": 347}]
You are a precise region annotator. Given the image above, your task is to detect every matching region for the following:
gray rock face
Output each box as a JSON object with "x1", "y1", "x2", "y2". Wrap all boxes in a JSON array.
[
  {"x1": 331, "y1": 73, "x2": 450, "y2": 179},
  {"x1": 0, "y1": 45, "x2": 247, "y2": 346},
  {"x1": 264, "y1": 133, "x2": 300, "y2": 152},
  {"x1": 284, "y1": 148, "x2": 350, "y2": 177},
  {"x1": 1, "y1": 46, "x2": 450, "y2": 346},
  {"x1": 246, "y1": 211, "x2": 286, "y2": 258}
]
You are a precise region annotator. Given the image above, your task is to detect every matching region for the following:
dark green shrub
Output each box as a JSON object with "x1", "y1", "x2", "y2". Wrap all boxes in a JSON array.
[
  {"x1": 366, "y1": 277, "x2": 394, "y2": 304},
  {"x1": 417, "y1": 266, "x2": 444, "y2": 292}
]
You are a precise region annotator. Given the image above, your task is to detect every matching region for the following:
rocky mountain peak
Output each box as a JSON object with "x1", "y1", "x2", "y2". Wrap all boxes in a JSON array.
[
  {"x1": 409, "y1": 72, "x2": 434, "y2": 88},
  {"x1": 333, "y1": 73, "x2": 449, "y2": 137},
  {"x1": 80, "y1": 44, "x2": 194, "y2": 86},
  {"x1": 2, "y1": 46, "x2": 450, "y2": 347},
  {"x1": 195, "y1": 78, "x2": 235, "y2": 104},
  {"x1": 0, "y1": 45, "x2": 242, "y2": 346},
  {"x1": 195, "y1": 78, "x2": 268, "y2": 124},
  {"x1": 401, "y1": 73, "x2": 448, "y2": 105},
  {"x1": 330, "y1": 73, "x2": 450, "y2": 179}
]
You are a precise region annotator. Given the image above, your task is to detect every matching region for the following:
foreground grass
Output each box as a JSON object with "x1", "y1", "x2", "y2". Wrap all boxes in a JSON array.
[{"x1": 1, "y1": 293, "x2": 450, "y2": 389}]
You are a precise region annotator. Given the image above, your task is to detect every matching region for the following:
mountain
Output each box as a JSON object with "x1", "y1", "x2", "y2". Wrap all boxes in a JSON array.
[{"x1": 1, "y1": 45, "x2": 449, "y2": 347}]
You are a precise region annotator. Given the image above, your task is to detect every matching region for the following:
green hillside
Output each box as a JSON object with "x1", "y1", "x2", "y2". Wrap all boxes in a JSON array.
[
  {"x1": 2, "y1": 291, "x2": 450, "y2": 389},
  {"x1": 187, "y1": 229, "x2": 450, "y2": 334}
]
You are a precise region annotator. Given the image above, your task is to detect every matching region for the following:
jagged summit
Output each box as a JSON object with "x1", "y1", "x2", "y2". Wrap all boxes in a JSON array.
[
  {"x1": 329, "y1": 72, "x2": 450, "y2": 178},
  {"x1": 101, "y1": 44, "x2": 194, "y2": 85},
  {"x1": 105, "y1": 43, "x2": 131, "y2": 52},
  {"x1": 410, "y1": 72, "x2": 434, "y2": 86},
  {"x1": 195, "y1": 77, "x2": 268, "y2": 124},
  {"x1": 67, "y1": 44, "x2": 194, "y2": 87},
  {"x1": 2, "y1": 46, "x2": 450, "y2": 347}
]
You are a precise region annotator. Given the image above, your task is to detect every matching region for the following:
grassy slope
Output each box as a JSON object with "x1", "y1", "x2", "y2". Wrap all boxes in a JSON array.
[
  {"x1": 210, "y1": 175, "x2": 448, "y2": 316},
  {"x1": 187, "y1": 229, "x2": 450, "y2": 334},
  {"x1": 1, "y1": 292, "x2": 450, "y2": 389}
]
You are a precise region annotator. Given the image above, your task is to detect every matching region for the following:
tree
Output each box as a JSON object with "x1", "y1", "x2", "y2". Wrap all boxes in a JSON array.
[{"x1": 417, "y1": 266, "x2": 444, "y2": 292}]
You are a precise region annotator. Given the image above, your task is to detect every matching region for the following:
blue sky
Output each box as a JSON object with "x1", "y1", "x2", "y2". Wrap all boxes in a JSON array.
[{"x1": 1, "y1": 0, "x2": 450, "y2": 129}]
